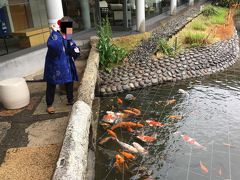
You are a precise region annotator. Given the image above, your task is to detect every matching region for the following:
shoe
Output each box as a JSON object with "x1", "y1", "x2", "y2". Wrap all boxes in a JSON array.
[{"x1": 46, "y1": 106, "x2": 55, "y2": 114}]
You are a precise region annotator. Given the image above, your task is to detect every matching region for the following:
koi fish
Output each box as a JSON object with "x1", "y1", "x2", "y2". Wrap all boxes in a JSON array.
[
  {"x1": 98, "y1": 136, "x2": 116, "y2": 145},
  {"x1": 117, "y1": 97, "x2": 123, "y2": 104},
  {"x1": 107, "y1": 129, "x2": 117, "y2": 138},
  {"x1": 101, "y1": 111, "x2": 123, "y2": 124},
  {"x1": 168, "y1": 115, "x2": 183, "y2": 120},
  {"x1": 223, "y1": 143, "x2": 236, "y2": 148},
  {"x1": 166, "y1": 99, "x2": 176, "y2": 106},
  {"x1": 116, "y1": 139, "x2": 139, "y2": 153},
  {"x1": 178, "y1": 89, "x2": 188, "y2": 94},
  {"x1": 111, "y1": 122, "x2": 144, "y2": 130},
  {"x1": 137, "y1": 135, "x2": 157, "y2": 142},
  {"x1": 127, "y1": 126, "x2": 135, "y2": 133},
  {"x1": 181, "y1": 134, "x2": 206, "y2": 150},
  {"x1": 218, "y1": 167, "x2": 222, "y2": 176},
  {"x1": 132, "y1": 142, "x2": 148, "y2": 155},
  {"x1": 146, "y1": 120, "x2": 164, "y2": 127},
  {"x1": 100, "y1": 123, "x2": 111, "y2": 129},
  {"x1": 114, "y1": 154, "x2": 128, "y2": 172},
  {"x1": 131, "y1": 108, "x2": 141, "y2": 116},
  {"x1": 199, "y1": 161, "x2": 208, "y2": 173},
  {"x1": 119, "y1": 151, "x2": 136, "y2": 159},
  {"x1": 125, "y1": 94, "x2": 136, "y2": 101},
  {"x1": 123, "y1": 109, "x2": 138, "y2": 115}
]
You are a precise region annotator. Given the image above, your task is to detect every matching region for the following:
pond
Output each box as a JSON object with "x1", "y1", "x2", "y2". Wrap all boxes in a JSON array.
[{"x1": 95, "y1": 59, "x2": 240, "y2": 180}]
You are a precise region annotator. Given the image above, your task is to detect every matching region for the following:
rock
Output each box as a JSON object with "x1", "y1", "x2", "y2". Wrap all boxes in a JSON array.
[{"x1": 100, "y1": 88, "x2": 106, "y2": 93}]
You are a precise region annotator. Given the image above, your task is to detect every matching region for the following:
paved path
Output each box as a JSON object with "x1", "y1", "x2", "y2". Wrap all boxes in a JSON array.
[{"x1": 0, "y1": 60, "x2": 86, "y2": 179}]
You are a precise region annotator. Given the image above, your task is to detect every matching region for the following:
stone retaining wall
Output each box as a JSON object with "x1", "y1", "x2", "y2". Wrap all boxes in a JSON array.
[
  {"x1": 99, "y1": 9, "x2": 240, "y2": 95},
  {"x1": 52, "y1": 38, "x2": 99, "y2": 180}
]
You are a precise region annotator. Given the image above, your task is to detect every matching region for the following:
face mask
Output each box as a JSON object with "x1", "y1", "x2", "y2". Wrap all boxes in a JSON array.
[{"x1": 66, "y1": 27, "x2": 73, "y2": 40}]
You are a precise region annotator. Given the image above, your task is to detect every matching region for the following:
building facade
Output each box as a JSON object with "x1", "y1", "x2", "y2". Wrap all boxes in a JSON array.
[{"x1": 0, "y1": 0, "x2": 194, "y2": 55}]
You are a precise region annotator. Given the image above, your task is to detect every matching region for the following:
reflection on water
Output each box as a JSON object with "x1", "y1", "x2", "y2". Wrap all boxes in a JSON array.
[{"x1": 95, "y1": 61, "x2": 240, "y2": 180}]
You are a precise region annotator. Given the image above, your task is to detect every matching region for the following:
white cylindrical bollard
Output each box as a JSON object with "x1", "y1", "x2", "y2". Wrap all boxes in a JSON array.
[
  {"x1": 189, "y1": 0, "x2": 194, "y2": 6},
  {"x1": 0, "y1": 78, "x2": 30, "y2": 109},
  {"x1": 170, "y1": 0, "x2": 177, "y2": 15},
  {"x1": 136, "y1": 0, "x2": 145, "y2": 32},
  {"x1": 46, "y1": 0, "x2": 64, "y2": 26}
]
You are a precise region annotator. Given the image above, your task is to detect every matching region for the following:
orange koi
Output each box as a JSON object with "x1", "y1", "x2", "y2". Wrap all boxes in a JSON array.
[
  {"x1": 107, "y1": 129, "x2": 117, "y2": 138},
  {"x1": 146, "y1": 120, "x2": 164, "y2": 127},
  {"x1": 137, "y1": 135, "x2": 157, "y2": 142},
  {"x1": 168, "y1": 115, "x2": 183, "y2": 120},
  {"x1": 117, "y1": 97, "x2": 123, "y2": 104},
  {"x1": 98, "y1": 136, "x2": 115, "y2": 145},
  {"x1": 123, "y1": 109, "x2": 138, "y2": 116},
  {"x1": 199, "y1": 161, "x2": 208, "y2": 173},
  {"x1": 127, "y1": 126, "x2": 135, "y2": 133},
  {"x1": 166, "y1": 99, "x2": 176, "y2": 106},
  {"x1": 111, "y1": 122, "x2": 144, "y2": 130},
  {"x1": 115, "y1": 154, "x2": 128, "y2": 169},
  {"x1": 119, "y1": 151, "x2": 136, "y2": 159},
  {"x1": 131, "y1": 108, "x2": 141, "y2": 116}
]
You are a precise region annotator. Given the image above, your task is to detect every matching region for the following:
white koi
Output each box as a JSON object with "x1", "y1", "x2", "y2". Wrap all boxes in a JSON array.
[
  {"x1": 132, "y1": 142, "x2": 148, "y2": 155},
  {"x1": 116, "y1": 139, "x2": 138, "y2": 153}
]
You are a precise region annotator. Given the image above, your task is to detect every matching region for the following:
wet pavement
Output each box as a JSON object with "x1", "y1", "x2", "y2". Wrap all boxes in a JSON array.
[
  {"x1": 0, "y1": 60, "x2": 86, "y2": 179},
  {"x1": 95, "y1": 59, "x2": 240, "y2": 180}
]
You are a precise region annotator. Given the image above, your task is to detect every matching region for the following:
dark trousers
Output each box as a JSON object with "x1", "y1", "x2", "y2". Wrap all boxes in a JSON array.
[{"x1": 46, "y1": 82, "x2": 73, "y2": 107}]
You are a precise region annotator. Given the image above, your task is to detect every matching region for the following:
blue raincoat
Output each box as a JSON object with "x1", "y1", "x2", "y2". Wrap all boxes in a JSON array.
[{"x1": 43, "y1": 30, "x2": 79, "y2": 84}]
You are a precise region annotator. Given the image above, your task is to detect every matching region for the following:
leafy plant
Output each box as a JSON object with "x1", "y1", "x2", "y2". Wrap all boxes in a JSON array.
[
  {"x1": 184, "y1": 32, "x2": 208, "y2": 47},
  {"x1": 97, "y1": 18, "x2": 127, "y2": 72},
  {"x1": 157, "y1": 38, "x2": 174, "y2": 56},
  {"x1": 202, "y1": 5, "x2": 219, "y2": 16},
  {"x1": 191, "y1": 22, "x2": 207, "y2": 31}
]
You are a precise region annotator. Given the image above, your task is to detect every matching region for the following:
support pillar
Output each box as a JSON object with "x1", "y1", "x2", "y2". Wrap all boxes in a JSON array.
[
  {"x1": 136, "y1": 0, "x2": 145, "y2": 32},
  {"x1": 189, "y1": 0, "x2": 194, "y2": 7},
  {"x1": 46, "y1": 0, "x2": 64, "y2": 26},
  {"x1": 79, "y1": 0, "x2": 91, "y2": 30},
  {"x1": 170, "y1": 0, "x2": 177, "y2": 15}
]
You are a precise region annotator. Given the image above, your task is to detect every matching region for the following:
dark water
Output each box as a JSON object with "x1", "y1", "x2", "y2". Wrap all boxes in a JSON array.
[{"x1": 95, "y1": 59, "x2": 240, "y2": 180}]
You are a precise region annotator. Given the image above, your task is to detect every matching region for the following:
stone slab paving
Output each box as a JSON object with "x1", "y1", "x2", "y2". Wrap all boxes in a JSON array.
[
  {"x1": 25, "y1": 117, "x2": 69, "y2": 147},
  {"x1": 0, "y1": 58, "x2": 87, "y2": 178},
  {"x1": 0, "y1": 122, "x2": 11, "y2": 144},
  {"x1": 33, "y1": 94, "x2": 72, "y2": 115}
]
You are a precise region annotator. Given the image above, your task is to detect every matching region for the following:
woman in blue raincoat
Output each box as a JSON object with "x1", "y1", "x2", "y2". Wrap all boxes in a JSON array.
[{"x1": 44, "y1": 17, "x2": 80, "y2": 114}]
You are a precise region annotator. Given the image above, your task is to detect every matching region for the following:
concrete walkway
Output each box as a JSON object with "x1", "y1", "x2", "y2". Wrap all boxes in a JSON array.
[{"x1": 0, "y1": 59, "x2": 86, "y2": 180}]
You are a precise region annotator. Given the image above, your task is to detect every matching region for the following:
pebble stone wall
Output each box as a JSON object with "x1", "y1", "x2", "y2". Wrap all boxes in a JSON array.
[{"x1": 99, "y1": 8, "x2": 240, "y2": 96}]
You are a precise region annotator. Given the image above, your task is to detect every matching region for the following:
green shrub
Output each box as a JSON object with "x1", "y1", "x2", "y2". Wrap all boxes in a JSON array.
[
  {"x1": 192, "y1": 22, "x2": 207, "y2": 31},
  {"x1": 202, "y1": 5, "x2": 219, "y2": 16},
  {"x1": 210, "y1": 6, "x2": 227, "y2": 24},
  {"x1": 184, "y1": 32, "x2": 208, "y2": 47},
  {"x1": 157, "y1": 38, "x2": 174, "y2": 56},
  {"x1": 97, "y1": 18, "x2": 127, "y2": 72},
  {"x1": 212, "y1": 0, "x2": 238, "y2": 7}
]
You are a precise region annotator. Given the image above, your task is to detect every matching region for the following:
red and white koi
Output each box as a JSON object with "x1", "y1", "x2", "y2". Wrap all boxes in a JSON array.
[
  {"x1": 146, "y1": 120, "x2": 164, "y2": 127},
  {"x1": 101, "y1": 111, "x2": 123, "y2": 124},
  {"x1": 181, "y1": 134, "x2": 206, "y2": 150}
]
